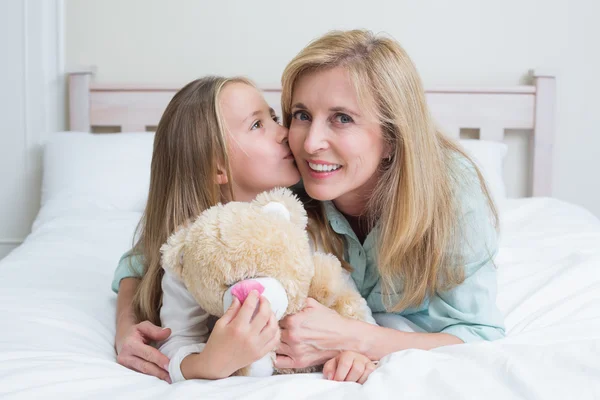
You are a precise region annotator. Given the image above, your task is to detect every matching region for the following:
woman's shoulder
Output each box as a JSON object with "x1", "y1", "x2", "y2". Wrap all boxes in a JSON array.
[
  {"x1": 449, "y1": 152, "x2": 481, "y2": 188},
  {"x1": 447, "y1": 151, "x2": 492, "y2": 210},
  {"x1": 447, "y1": 151, "x2": 499, "y2": 274}
]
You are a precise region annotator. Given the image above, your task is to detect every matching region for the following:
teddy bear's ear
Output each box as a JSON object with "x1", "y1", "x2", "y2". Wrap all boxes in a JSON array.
[
  {"x1": 261, "y1": 201, "x2": 291, "y2": 221},
  {"x1": 160, "y1": 224, "x2": 189, "y2": 278},
  {"x1": 254, "y1": 187, "x2": 308, "y2": 228}
]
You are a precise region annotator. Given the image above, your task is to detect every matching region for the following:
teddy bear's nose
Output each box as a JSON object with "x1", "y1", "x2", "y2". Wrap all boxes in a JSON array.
[{"x1": 231, "y1": 280, "x2": 265, "y2": 303}]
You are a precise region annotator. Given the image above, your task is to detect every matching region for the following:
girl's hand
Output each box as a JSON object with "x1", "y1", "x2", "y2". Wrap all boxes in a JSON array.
[
  {"x1": 323, "y1": 351, "x2": 377, "y2": 384},
  {"x1": 275, "y1": 298, "x2": 353, "y2": 369},
  {"x1": 116, "y1": 321, "x2": 172, "y2": 383},
  {"x1": 201, "y1": 290, "x2": 280, "y2": 378}
]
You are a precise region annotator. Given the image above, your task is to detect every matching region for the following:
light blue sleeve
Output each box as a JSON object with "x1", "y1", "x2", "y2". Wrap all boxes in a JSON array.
[
  {"x1": 428, "y1": 261, "x2": 505, "y2": 342},
  {"x1": 404, "y1": 157, "x2": 506, "y2": 342},
  {"x1": 111, "y1": 250, "x2": 145, "y2": 293}
]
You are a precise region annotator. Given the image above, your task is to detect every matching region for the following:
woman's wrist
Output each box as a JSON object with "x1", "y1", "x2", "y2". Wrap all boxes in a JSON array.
[
  {"x1": 342, "y1": 318, "x2": 414, "y2": 361},
  {"x1": 341, "y1": 318, "x2": 378, "y2": 356},
  {"x1": 344, "y1": 321, "x2": 464, "y2": 361}
]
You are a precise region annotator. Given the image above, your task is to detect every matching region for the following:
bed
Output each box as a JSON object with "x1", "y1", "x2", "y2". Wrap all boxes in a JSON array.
[{"x1": 1, "y1": 71, "x2": 598, "y2": 399}]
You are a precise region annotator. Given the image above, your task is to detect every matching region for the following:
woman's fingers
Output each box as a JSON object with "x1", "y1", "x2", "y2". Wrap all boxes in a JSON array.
[
  {"x1": 275, "y1": 338, "x2": 292, "y2": 357},
  {"x1": 274, "y1": 354, "x2": 295, "y2": 369},
  {"x1": 263, "y1": 321, "x2": 281, "y2": 352},
  {"x1": 129, "y1": 340, "x2": 171, "y2": 372},
  {"x1": 137, "y1": 321, "x2": 171, "y2": 342},
  {"x1": 117, "y1": 354, "x2": 172, "y2": 383}
]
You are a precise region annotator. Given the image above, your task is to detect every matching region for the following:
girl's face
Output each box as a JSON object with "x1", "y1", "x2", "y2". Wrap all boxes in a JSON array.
[
  {"x1": 287, "y1": 67, "x2": 388, "y2": 215},
  {"x1": 220, "y1": 82, "x2": 300, "y2": 202}
]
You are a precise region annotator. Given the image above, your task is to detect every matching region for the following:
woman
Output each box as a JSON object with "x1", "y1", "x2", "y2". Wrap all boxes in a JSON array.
[{"x1": 274, "y1": 29, "x2": 505, "y2": 370}]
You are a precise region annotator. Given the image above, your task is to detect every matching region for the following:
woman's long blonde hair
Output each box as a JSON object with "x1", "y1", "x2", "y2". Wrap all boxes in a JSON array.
[
  {"x1": 282, "y1": 30, "x2": 498, "y2": 312},
  {"x1": 132, "y1": 76, "x2": 252, "y2": 325}
]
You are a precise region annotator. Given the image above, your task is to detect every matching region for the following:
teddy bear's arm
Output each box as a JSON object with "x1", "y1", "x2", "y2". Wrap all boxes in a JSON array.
[{"x1": 308, "y1": 253, "x2": 372, "y2": 322}]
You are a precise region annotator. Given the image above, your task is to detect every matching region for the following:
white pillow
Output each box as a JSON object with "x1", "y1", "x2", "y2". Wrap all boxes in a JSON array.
[
  {"x1": 38, "y1": 133, "x2": 507, "y2": 218},
  {"x1": 458, "y1": 139, "x2": 508, "y2": 211},
  {"x1": 41, "y1": 131, "x2": 155, "y2": 213}
]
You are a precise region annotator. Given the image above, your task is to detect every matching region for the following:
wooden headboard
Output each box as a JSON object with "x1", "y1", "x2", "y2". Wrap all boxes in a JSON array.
[{"x1": 68, "y1": 70, "x2": 556, "y2": 197}]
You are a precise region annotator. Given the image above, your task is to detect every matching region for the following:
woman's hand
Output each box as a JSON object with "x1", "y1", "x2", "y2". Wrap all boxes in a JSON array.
[
  {"x1": 193, "y1": 290, "x2": 280, "y2": 379},
  {"x1": 275, "y1": 298, "x2": 357, "y2": 369},
  {"x1": 116, "y1": 320, "x2": 172, "y2": 383},
  {"x1": 323, "y1": 351, "x2": 377, "y2": 384}
]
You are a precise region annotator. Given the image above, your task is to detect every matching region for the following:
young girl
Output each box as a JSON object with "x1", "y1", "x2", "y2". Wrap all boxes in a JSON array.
[{"x1": 112, "y1": 76, "x2": 376, "y2": 384}]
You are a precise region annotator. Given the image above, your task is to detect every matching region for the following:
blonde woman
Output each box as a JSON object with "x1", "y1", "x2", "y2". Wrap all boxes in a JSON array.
[{"x1": 274, "y1": 30, "x2": 505, "y2": 375}]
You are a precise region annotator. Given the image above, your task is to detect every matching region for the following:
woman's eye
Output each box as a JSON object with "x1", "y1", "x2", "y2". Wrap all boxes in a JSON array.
[
  {"x1": 334, "y1": 113, "x2": 353, "y2": 124},
  {"x1": 292, "y1": 111, "x2": 311, "y2": 121},
  {"x1": 251, "y1": 120, "x2": 263, "y2": 130}
]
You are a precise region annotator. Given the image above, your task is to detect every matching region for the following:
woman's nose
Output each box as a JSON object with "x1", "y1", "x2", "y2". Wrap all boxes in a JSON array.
[{"x1": 303, "y1": 122, "x2": 328, "y2": 154}]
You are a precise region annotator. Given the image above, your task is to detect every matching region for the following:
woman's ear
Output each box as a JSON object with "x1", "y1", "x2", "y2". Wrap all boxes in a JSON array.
[{"x1": 383, "y1": 142, "x2": 394, "y2": 162}]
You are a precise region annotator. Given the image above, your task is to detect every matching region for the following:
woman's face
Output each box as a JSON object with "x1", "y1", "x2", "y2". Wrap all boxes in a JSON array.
[
  {"x1": 288, "y1": 67, "x2": 388, "y2": 214},
  {"x1": 220, "y1": 82, "x2": 300, "y2": 202}
]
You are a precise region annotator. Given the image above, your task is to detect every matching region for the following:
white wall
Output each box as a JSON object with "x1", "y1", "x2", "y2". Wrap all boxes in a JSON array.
[
  {"x1": 64, "y1": 0, "x2": 600, "y2": 217},
  {"x1": 0, "y1": 0, "x2": 594, "y2": 261},
  {"x1": 0, "y1": 0, "x2": 64, "y2": 260}
]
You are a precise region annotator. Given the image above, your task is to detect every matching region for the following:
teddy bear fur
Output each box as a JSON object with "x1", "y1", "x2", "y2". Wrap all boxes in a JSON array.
[{"x1": 160, "y1": 187, "x2": 371, "y2": 376}]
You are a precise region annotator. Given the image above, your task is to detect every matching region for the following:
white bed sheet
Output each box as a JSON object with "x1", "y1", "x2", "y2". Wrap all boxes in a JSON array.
[{"x1": 1, "y1": 198, "x2": 599, "y2": 399}]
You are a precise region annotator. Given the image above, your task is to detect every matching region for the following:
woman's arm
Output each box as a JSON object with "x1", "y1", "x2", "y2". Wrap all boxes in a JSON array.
[
  {"x1": 115, "y1": 277, "x2": 172, "y2": 382},
  {"x1": 115, "y1": 278, "x2": 140, "y2": 352},
  {"x1": 349, "y1": 320, "x2": 463, "y2": 359},
  {"x1": 276, "y1": 259, "x2": 504, "y2": 368},
  {"x1": 275, "y1": 299, "x2": 462, "y2": 368}
]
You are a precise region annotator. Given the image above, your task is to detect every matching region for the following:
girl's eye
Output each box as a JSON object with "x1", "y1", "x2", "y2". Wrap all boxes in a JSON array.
[
  {"x1": 334, "y1": 113, "x2": 354, "y2": 124},
  {"x1": 272, "y1": 115, "x2": 281, "y2": 124},
  {"x1": 251, "y1": 120, "x2": 263, "y2": 130},
  {"x1": 292, "y1": 111, "x2": 311, "y2": 121}
]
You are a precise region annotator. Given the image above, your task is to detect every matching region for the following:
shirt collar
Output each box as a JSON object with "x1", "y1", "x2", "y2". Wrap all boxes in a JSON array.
[{"x1": 322, "y1": 200, "x2": 379, "y2": 250}]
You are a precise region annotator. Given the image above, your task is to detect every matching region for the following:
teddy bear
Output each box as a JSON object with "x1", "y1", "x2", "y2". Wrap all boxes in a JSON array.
[{"x1": 160, "y1": 187, "x2": 374, "y2": 377}]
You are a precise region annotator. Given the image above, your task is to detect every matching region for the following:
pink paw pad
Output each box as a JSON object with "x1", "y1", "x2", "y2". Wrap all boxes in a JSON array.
[{"x1": 231, "y1": 280, "x2": 265, "y2": 303}]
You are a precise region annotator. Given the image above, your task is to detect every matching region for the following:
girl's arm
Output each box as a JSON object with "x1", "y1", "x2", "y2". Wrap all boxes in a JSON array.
[
  {"x1": 158, "y1": 269, "x2": 210, "y2": 382},
  {"x1": 160, "y1": 270, "x2": 280, "y2": 381},
  {"x1": 180, "y1": 292, "x2": 280, "y2": 379}
]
